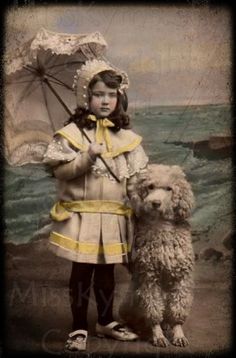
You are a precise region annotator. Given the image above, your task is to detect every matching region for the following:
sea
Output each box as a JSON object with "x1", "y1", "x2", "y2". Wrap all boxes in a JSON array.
[{"x1": 4, "y1": 104, "x2": 232, "y2": 244}]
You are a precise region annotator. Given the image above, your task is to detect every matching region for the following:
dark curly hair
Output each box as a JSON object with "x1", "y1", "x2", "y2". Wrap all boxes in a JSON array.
[{"x1": 65, "y1": 70, "x2": 131, "y2": 131}]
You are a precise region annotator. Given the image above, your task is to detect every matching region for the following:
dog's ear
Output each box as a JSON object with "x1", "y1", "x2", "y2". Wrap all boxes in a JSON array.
[{"x1": 172, "y1": 178, "x2": 195, "y2": 220}]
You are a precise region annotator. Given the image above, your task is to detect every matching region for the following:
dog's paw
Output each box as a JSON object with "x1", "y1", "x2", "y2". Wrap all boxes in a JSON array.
[
  {"x1": 170, "y1": 325, "x2": 189, "y2": 347},
  {"x1": 151, "y1": 335, "x2": 169, "y2": 347},
  {"x1": 171, "y1": 336, "x2": 189, "y2": 347}
]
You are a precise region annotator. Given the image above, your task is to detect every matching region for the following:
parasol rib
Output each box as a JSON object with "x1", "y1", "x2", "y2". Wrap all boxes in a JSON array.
[
  {"x1": 26, "y1": 64, "x2": 72, "y2": 90},
  {"x1": 40, "y1": 79, "x2": 57, "y2": 132}
]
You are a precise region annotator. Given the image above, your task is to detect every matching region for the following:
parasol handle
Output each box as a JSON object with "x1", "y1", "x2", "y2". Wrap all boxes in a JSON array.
[{"x1": 43, "y1": 77, "x2": 121, "y2": 183}]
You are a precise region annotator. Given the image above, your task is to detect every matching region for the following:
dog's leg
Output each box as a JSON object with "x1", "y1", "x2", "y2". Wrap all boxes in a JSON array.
[
  {"x1": 135, "y1": 281, "x2": 169, "y2": 347},
  {"x1": 152, "y1": 324, "x2": 169, "y2": 347},
  {"x1": 165, "y1": 275, "x2": 193, "y2": 347}
]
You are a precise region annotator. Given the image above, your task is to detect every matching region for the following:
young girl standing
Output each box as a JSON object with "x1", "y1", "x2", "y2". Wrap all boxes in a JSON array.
[{"x1": 43, "y1": 59, "x2": 148, "y2": 352}]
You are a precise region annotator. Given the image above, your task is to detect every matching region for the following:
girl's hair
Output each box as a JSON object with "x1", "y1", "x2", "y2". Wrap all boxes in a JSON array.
[{"x1": 65, "y1": 70, "x2": 131, "y2": 131}]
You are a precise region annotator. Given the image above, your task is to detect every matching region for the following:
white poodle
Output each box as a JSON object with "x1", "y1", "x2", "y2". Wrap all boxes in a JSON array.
[{"x1": 120, "y1": 164, "x2": 195, "y2": 347}]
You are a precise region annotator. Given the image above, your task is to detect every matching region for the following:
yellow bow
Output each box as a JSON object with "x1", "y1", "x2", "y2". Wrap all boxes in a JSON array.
[{"x1": 87, "y1": 114, "x2": 115, "y2": 152}]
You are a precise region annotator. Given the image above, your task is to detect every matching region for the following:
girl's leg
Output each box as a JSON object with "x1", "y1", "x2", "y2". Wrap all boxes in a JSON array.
[
  {"x1": 94, "y1": 264, "x2": 138, "y2": 341},
  {"x1": 69, "y1": 262, "x2": 94, "y2": 331},
  {"x1": 93, "y1": 264, "x2": 115, "y2": 325}
]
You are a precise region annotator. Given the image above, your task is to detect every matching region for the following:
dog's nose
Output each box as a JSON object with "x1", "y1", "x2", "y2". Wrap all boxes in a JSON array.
[{"x1": 152, "y1": 200, "x2": 161, "y2": 208}]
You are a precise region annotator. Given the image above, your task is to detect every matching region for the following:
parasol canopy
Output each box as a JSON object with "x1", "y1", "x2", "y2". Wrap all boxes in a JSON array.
[{"x1": 4, "y1": 28, "x2": 107, "y2": 166}]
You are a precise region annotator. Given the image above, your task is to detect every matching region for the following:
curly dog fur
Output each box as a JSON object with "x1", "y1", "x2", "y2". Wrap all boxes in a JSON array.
[{"x1": 120, "y1": 164, "x2": 195, "y2": 347}]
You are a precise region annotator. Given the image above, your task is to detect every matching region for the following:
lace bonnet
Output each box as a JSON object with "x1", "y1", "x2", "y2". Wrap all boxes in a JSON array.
[{"x1": 72, "y1": 59, "x2": 129, "y2": 110}]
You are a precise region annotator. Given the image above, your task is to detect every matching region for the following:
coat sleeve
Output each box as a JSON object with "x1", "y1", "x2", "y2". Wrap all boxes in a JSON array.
[
  {"x1": 125, "y1": 144, "x2": 149, "y2": 198},
  {"x1": 126, "y1": 144, "x2": 148, "y2": 217},
  {"x1": 43, "y1": 135, "x2": 95, "y2": 180},
  {"x1": 53, "y1": 152, "x2": 94, "y2": 180},
  {"x1": 126, "y1": 144, "x2": 149, "y2": 177}
]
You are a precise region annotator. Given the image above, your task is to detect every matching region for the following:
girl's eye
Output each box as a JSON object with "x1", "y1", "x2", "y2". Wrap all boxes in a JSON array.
[
  {"x1": 148, "y1": 184, "x2": 154, "y2": 190},
  {"x1": 166, "y1": 186, "x2": 172, "y2": 191},
  {"x1": 91, "y1": 92, "x2": 117, "y2": 99}
]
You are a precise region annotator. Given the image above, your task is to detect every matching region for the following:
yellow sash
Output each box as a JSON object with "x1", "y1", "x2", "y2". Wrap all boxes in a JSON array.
[{"x1": 50, "y1": 200, "x2": 133, "y2": 221}]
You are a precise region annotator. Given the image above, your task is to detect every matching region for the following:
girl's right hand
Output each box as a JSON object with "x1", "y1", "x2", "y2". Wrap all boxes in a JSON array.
[{"x1": 88, "y1": 142, "x2": 104, "y2": 161}]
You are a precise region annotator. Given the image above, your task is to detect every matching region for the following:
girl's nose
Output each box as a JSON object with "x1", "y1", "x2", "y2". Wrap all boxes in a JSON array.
[{"x1": 102, "y1": 94, "x2": 109, "y2": 103}]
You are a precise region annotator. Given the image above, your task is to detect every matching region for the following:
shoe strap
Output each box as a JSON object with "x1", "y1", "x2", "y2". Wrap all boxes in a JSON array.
[
  {"x1": 103, "y1": 321, "x2": 121, "y2": 330},
  {"x1": 69, "y1": 329, "x2": 88, "y2": 338},
  {"x1": 104, "y1": 321, "x2": 128, "y2": 332}
]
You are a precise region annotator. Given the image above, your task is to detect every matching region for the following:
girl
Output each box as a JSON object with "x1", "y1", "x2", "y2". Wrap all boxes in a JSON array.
[{"x1": 43, "y1": 59, "x2": 148, "y2": 352}]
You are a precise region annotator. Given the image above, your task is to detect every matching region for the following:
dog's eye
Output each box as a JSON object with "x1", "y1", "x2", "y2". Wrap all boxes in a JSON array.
[
  {"x1": 166, "y1": 186, "x2": 172, "y2": 191},
  {"x1": 148, "y1": 184, "x2": 154, "y2": 190}
]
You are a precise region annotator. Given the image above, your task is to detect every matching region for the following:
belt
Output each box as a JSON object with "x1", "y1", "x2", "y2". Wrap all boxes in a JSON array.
[{"x1": 50, "y1": 200, "x2": 133, "y2": 221}]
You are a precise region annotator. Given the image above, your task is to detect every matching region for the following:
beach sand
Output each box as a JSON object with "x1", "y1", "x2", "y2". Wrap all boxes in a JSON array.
[{"x1": 5, "y1": 238, "x2": 232, "y2": 356}]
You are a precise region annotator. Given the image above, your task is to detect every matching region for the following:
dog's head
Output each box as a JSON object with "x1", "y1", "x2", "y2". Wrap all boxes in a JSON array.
[{"x1": 134, "y1": 164, "x2": 195, "y2": 220}]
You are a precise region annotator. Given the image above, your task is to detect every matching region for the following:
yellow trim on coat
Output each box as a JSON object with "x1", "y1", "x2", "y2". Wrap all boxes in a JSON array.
[
  {"x1": 55, "y1": 128, "x2": 142, "y2": 158},
  {"x1": 50, "y1": 231, "x2": 131, "y2": 255},
  {"x1": 55, "y1": 130, "x2": 87, "y2": 151},
  {"x1": 102, "y1": 137, "x2": 142, "y2": 158},
  {"x1": 50, "y1": 200, "x2": 133, "y2": 221}
]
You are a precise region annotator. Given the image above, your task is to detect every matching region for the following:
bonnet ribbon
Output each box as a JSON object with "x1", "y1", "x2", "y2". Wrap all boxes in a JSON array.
[{"x1": 87, "y1": 114, "x2": 114, "y2": 152}]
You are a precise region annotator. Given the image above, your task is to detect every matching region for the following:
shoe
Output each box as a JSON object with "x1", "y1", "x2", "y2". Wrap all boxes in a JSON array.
[
  {"x1": 96, "y1": 321, "x2": 138, "y2": 341},
  {"x1": 64, "y1": 329, "x2": 88, "y2": 352}
]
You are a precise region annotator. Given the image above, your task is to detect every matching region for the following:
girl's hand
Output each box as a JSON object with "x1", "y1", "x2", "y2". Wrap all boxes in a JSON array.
[{"x1": 88, "y1": 142, "x2": 104, "y2": 161}]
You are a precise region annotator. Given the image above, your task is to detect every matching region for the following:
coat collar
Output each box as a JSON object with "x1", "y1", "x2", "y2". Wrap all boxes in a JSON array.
[{"x1": 55, "y1": 122, "x2": 142, "y2": 158}]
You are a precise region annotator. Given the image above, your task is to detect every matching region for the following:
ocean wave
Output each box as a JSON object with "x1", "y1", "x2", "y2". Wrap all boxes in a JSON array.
[{"x1": 3, "y1": 104, "x2": 232, "y2": 244}]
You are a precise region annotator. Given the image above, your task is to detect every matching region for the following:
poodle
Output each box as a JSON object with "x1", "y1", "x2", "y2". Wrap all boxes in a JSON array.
[{"x1": 120, "y1": 164, "x2": 195, "y2": 347}]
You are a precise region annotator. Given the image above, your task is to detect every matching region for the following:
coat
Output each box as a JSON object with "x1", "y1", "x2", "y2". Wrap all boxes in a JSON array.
[{"x1": 43, "y1": 122, "x2": 148, "y2": 264}]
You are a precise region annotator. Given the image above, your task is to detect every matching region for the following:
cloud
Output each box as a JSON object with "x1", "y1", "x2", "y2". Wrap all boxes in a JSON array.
[{"x1": 5, "y1": 4, "x2": 231, "y2": 106}]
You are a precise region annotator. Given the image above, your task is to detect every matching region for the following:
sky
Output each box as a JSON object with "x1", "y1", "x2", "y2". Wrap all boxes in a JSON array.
[{"x1": 5, "y1": 4, "x2": 232, "y2": 107}]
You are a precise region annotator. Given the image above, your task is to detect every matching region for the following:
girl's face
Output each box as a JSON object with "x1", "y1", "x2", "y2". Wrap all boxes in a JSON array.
[{"x1": 89, "y1": 81, "x2": 118, "y2": 118}]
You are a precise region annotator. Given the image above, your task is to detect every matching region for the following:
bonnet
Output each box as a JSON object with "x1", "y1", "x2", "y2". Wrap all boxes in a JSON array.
[{"x1": 72, "y1": 59, "x2": 129, "y2": 110}]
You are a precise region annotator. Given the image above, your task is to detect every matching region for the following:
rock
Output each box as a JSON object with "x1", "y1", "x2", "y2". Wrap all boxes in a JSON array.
[
  {"x1": 169, "y1": 134, "x2": 232, "y2": 160},
  {"x1": 209, "y1": 135, "x2": 232, "y2": 150},
  {"x1": 193, "y1": 135, "x2": 232, "y2": 160},
  {"x1": 200, "y1": 248, "x2": 223, "y2": 261}
]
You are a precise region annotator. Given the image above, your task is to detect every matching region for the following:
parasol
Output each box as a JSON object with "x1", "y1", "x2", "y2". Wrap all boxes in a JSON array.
[{"x1": 4, "y1": 28, "x2": 120, "y2": 182}]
